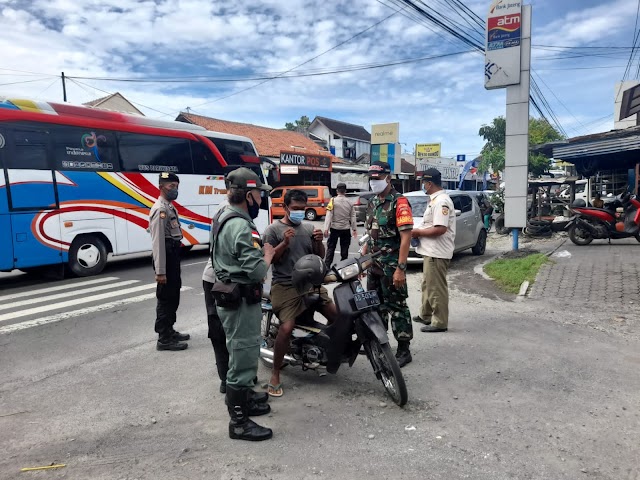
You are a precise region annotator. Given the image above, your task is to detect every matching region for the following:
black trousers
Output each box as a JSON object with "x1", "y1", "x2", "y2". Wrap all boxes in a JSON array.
[
  {"x1": 203, "y1": 280, "x2": 229, "y2": 382},
  {"x1": 155, "y1": 240, "x2": 182, "y2": 340},
  {"x1": 325, "y1": 228, "x2": 352, "y2": 267}
]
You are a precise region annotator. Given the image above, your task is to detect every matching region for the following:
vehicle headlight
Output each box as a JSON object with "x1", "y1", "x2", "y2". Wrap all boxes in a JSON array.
[{"x1": 336, "y1": 263, "x2": 360, "y2": 281}]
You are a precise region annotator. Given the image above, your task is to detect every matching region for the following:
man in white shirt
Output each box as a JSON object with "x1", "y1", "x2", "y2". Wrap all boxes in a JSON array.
[
  {"x1": 323, "y1": 182, "x2": 357, "y2": 267},
  {"x1": 410, "y1": 169, "x2": 456, "y2": 333}
]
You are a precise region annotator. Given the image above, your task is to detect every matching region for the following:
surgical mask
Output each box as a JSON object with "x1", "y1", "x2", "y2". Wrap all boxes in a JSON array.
[
  {"x1": 289, "y1": 210, "x2": 305, "y2": 225},
  {"x1": 370, "y1": 179, "x2": 388, "y2": 194},
  {"x1": 247, "y1": 195, "x2": 260, "y2": 219},
  {"x1": 165, "y1": 188, "x2": 179, "y2": 201}
]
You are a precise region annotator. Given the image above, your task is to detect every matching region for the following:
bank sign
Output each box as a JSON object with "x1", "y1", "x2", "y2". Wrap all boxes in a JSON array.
[
  {"x1": 485, "y1": 0, "x2": 522, "y2": 89},
  {"x1": 280, "y1": 151, "x2": 332, "y2": 172}
]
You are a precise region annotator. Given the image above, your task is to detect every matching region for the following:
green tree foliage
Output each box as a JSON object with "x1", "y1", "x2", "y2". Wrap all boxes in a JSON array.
[
  {"x1": 478, "y1": 116, "x2": 564, "y2": 177},
  {"x1": 285, "y1": 115, "x2": 311, "y2": 132}
]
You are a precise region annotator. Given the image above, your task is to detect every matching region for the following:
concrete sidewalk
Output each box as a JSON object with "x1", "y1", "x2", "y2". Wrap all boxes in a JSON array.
[{"x1": 531, "y1": 238, "x2": 640, "y2": 305}]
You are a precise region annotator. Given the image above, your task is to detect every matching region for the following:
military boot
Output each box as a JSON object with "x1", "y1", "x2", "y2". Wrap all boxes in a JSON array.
[
  {"x1": 226, "y1": 386, "x2": 273, "y2": 441},
  {"x1": 395, "y1": 341, "x2": 412, "y2": 368},
  {"x1": 225, "y1": 390, "x2": 270, "y2": 413}
]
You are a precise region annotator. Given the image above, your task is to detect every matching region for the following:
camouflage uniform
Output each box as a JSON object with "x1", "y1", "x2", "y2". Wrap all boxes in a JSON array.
[{"x1": 365, "y1": 189, "x2": 414, "y2": 342}]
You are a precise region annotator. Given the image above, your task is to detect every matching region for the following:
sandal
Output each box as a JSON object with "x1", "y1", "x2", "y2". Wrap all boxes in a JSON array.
[{"x1": 267, "y1": 383, "x2": 284, "y2": 397}]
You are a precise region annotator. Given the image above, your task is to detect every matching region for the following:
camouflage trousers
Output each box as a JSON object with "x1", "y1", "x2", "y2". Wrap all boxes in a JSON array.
[{"x1": 367, "y1": 262, "x2": 413, "y2": 342}]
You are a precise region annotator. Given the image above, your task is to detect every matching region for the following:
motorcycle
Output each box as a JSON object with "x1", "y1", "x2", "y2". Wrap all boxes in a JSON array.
[
  {"x1": 567, "y1": 192, "x2": 640, "y2": 245},
  {"x1": 259, "y1": 251, "x2": 408, "y2": 406}
]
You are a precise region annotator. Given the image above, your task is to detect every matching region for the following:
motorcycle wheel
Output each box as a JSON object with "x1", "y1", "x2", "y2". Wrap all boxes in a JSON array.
[
  {"x1": 365, "y1": 338, "x2": 408, "y2": 407},
  {"x1": 569, "y1": 223, "x2": 593, "y2": 246},
  {"x1": 260, "y1": 307, "x2": 287, "y2": 369}
]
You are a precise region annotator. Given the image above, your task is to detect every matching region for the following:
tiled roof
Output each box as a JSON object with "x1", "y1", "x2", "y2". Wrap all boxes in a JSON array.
[
  {"x1": 177, "y1": 112, "x2": 332, "y2": 158},
  {"x1": 313, "y1": 116, "x2": 371, "y2": 142}
]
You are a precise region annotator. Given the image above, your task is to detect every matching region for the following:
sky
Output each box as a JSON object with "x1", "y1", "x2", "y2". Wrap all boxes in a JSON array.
[{"x1": 0, "y1": 0, "x2": 638, "y2": 159}]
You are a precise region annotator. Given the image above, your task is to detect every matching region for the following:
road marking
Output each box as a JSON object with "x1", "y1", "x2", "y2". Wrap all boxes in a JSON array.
[
  {"x1": 0, "y1": 287, "x2": 192, "y2": 335},
  {"x1": 182, "y1": 260, "x2": 208, "y2": 267},
  {"x1": 0, "y1": 277, "x2": 120, "y2": 302},
  {"x1": 0, "y1": 280, "x2": 140, "y2": 312},
  {"x1": 0, "y1": 283, "x2": 160, "y2": 323}
]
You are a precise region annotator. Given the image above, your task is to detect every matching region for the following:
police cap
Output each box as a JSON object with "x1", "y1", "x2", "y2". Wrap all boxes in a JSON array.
[
  {"x1": 368, "y1": 161, "x2": 391, "y2": 178},
  {"x1": 226, "y1": 167, "x2": 272, "y2": 191},
  {"x1": 159, "y1": 172, "x2": 180, "y2": 183},
  {"x1": 422, "y1": 168, "x2": 442, "y2": 185}
]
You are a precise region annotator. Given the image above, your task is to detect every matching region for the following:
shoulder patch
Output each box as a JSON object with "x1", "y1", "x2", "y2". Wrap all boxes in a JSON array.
[
  {"x1": 326, "y1": 198, "x2": 334, "y2": 211},
  {"x1": 442, "y1": 205, "x2": 450, "y2": 216},
  {"x1": 159, "y1": 211, "x2": 167, "y2": 219},
  {"x1": 396, "y1": 196, "x2": 413, "y2": 227}
]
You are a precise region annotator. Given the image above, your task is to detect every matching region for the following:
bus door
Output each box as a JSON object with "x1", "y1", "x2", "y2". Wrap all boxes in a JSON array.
[
  {"x1": 0, "y1": 128, "x2": 12, "y2": 270},
  {"x1": 4, "y1": 126, "x2": 62, "y2": 269}
]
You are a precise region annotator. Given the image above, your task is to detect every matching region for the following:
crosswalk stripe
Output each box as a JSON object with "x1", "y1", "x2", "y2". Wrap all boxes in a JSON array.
[
  {"x1": 0, "y1": 280, "x2": 140, "y2": 312},
  {"x1": 0, "y1": 287, "x2": 192, "y2": 335},
  {"x1": 0, "y1": 283, "x2": 159, "y2": 323},
  {"x1": 0, "y1": 276, "x2": 120, "y2": 302}
]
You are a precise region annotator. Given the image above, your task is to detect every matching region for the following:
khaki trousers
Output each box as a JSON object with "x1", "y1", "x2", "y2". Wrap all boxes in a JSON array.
[{"x1": 420, "y1": 257, "x2": 450, "y2": 328}]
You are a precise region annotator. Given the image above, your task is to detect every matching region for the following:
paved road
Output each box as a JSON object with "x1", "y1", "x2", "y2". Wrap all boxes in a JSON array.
[{"x1": 1, "y1": 229, "x2": 638, "y2": 479}]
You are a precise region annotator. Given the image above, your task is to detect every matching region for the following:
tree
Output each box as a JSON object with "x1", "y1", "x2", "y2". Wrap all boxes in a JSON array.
[
  {"x1": 284, "y1": 115, "x2": 311, "y2": 132},
  {"x1": 478, "y1": 116, "x2": 564, "y2": 177}
]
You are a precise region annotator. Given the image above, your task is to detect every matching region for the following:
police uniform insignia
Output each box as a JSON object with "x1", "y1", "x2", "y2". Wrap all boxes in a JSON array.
[
  {"x1": 251, "y1": 230, "x2": 262, "y2": 249},
  {"x1": 395, "y1": 196, "x2": 413, "y2": 227},
  {"x1": 161, "y1": 172, "x2": 170, "y2": 179},
  {"x1": 442, "y1": 206, "x2": 450, "y2": 215},
  {"x1": 160, "y1": 211, "x2": 167, "y2": 219}
]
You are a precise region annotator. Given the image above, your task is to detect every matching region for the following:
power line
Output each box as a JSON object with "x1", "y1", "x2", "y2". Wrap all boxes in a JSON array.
[
  {"x1": 622, "y1": 0, "x2": 640, "y2": 80},
  {"x1": 188, "y1": 6, "x2": 407, "y2": 111},
  {"x1": 0, "y1": 77, "x2": 53, "y2": 87}
]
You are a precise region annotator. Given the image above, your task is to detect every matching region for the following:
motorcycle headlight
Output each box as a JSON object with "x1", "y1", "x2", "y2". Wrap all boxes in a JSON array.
[{"x1": 336, "y1": 263, "x2": 360, "y2": 281}]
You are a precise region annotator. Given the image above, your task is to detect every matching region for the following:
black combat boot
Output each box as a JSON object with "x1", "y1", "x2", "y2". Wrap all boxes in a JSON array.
[
  {"x1": 225, "y1": 390, "x2": 270, "y2": 413},
  {"x1": 156, "y1": 337, "x2": 188, "y2": 351},
  {"x1": 226, "y1": 386, "x2": 273, "y2": 441},
  {"x1": 395, "y1": 341, "x2": 412, "y2": 368},
  {"x1": 170, "y1": 330, "x2": 191, "y2": 341}
]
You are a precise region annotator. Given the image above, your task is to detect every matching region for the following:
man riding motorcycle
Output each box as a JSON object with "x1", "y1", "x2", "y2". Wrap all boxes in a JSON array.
[{"x1": 263, "y1": 189, "x2": 339, "y2": 397}]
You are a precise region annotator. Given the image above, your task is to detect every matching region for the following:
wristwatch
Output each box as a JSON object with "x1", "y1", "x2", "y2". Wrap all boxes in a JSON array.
[{"x1": 397, "y1": 263, "x2": 407, "y2": 272}]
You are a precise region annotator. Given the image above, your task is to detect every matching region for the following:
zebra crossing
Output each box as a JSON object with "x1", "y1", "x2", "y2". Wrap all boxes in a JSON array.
[{"x1": 0, "y1": 276, "x2": 191, "y2": 335}]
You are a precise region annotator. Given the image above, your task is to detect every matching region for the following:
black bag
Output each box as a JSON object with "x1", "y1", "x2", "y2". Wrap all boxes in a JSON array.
[{"x1": 211, "y1": 282, "x2": 241, "y2": 309}]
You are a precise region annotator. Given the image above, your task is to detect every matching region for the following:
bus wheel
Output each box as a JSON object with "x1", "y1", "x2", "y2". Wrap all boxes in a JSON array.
[{"x1": 69, "y1": 235, "x2": 108, "y2": 277}]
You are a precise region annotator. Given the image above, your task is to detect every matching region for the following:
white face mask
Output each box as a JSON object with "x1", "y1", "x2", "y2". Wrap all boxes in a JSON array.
[{"x1": 370, "y1": 179, "x2": 388, "y2": 194}]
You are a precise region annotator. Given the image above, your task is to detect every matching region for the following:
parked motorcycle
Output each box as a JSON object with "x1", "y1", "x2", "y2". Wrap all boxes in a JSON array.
[
  {"x1": 567, "y1": 192, "x2": 640, "y2": 245},
  {"x1": 259, "y1": 252, "x2": 408, "y2": 406}
]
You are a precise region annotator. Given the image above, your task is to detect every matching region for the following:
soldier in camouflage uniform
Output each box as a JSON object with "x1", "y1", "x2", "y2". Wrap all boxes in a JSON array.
[{"x1": 363, "y1": 161, "x2": 414, "y2": 367}]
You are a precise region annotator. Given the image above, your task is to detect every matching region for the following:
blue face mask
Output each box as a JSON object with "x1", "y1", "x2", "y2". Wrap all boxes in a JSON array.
[{"x1": 289, "y1": 210, "x2": 305, "y2": 225}]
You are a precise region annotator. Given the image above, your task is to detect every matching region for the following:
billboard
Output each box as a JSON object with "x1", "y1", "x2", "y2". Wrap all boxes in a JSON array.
[
  {"x1": 485, "y1": 0, "x2": 522, "y2": 89},
  {"x1": 415, "y1": 143, "x2": 441, "y2": 158},
  {"x1": 370, "y1": 143, "x2": 401, "y2": 174},
  {"x1": 416, "y1": 157, "x2": 458, "y2": 182},
  {"x1": 280, "y1": 151, "x2": 332, "y2": 171},
  {"x1": 371, "y1": 123, "x2": 399, "y2": 145}
]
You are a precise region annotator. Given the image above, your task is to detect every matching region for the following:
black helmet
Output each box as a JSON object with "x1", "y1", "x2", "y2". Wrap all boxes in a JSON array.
[{"x1": 292, "y1": 254, "x2": 326, "y2": 294}]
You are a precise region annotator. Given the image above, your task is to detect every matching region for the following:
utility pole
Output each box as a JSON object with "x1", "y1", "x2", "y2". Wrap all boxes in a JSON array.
[{"x1": 61, "y1": 72, "x2": 67, "y2": 102}]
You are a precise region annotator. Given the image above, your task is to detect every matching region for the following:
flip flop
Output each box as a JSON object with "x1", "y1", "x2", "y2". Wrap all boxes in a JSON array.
[{"x1": 267, "y1": 383, "x2": 283, "y2": 397}]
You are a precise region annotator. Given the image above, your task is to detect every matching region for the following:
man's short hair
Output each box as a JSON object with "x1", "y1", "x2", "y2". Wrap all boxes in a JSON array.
[{"x1": 284, "y1": 189, "x2": 308, "y2": 206}]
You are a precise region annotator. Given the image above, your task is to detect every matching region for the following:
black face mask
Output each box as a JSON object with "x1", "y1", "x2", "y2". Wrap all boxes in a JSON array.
[{"x1": 247, "y1": 194, "x2": 260, "y2": 219}]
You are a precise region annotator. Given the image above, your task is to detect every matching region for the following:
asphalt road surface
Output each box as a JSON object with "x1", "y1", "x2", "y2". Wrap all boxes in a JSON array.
[{"x1": 1, "y1": 228, "x2": 638, "y2": 479}]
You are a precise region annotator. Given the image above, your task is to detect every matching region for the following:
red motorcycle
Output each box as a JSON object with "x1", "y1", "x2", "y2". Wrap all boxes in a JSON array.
[{"x1": 567, "y1": 193, "x2": 640, "y2": 245}]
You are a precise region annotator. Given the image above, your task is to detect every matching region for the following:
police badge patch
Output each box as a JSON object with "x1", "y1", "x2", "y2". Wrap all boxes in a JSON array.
[{"x1": 442, "y1": 206, "x2": 449, "y2": 216}]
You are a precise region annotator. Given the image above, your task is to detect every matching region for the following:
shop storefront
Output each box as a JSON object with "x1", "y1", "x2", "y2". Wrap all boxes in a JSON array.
[{"x1": 277, "y1": 150, "x2": 332, "y2": 187}]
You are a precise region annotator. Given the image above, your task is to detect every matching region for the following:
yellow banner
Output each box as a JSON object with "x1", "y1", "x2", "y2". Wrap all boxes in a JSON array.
[{"x1": 416, "y1": 143, "x2": 441, "y2": 158}]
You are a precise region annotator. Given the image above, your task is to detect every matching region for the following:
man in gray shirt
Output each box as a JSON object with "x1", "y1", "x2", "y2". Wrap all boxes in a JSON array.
[
  {"x1": 263, "y1": 189, "x2": 338, "y2": 397},
  {"x1": 323, "y1": 182, "x2": 357, "y2": 268}
]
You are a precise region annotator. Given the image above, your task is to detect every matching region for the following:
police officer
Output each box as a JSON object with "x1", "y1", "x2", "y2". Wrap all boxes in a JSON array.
[
  {"x1": 149, "y1": 172, "x2": 189, "y2": 351},
  {"x1": 211, "y1": 167, "x2": 275, "y2": 441},
  {"x1": 363, "y1": 161, "x2": 414, "y2": 367}
]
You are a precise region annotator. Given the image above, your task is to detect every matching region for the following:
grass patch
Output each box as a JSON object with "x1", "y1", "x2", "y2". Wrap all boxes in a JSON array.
[{"x1": 484, "y1": 253, "x2": 549, "y2": 294}]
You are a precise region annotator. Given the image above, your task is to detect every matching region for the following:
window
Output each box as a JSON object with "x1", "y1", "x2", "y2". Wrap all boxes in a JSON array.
[
  {"x1": 455, "y1": 195, "x2": 473, "y2": 213},
  {"x1": 302, "y1": 188, "x2": 319, "y2": 198},
  {"x1": 50, "y1": 125, "x2": 116, "y2": 171},
  {"x1": 118, "y1": 133, "x2": 192, "y2": 173},
  {"x1": 407, "y1": 196, "x2": 428, "y2": 217},
  {"x1": 323, "y1": 188, "x2": 330, "y2": 200},
  {"x1": 209, "y1": 137, "x2": 257, "y2": 165},
  {"x1": 270, "y1": 189, "x2": 283, "y2": 199},
  {"x1": 6, "y1": 128, "x2": 49, "y2": 169},
  {"x1": 191, "y1": 140, "x2": 224, "y2": 175}
]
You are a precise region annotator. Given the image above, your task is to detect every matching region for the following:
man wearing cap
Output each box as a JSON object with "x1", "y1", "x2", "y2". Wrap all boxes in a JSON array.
[
  {"x1": 323, "y1": 182, "x2": 357, "y2": 268},
  {"x1": 211, "y1": 167, "x2": 276, "y2": 441},
  {"x1": 411, "y1": 168, "x2": 455, "y2": 333},
  {"x1": 150, "y1": 172, "x2": 190, "y2": 351},
  {"x1": 362, "y1": 161, "x2": 414, "y2": 367}
]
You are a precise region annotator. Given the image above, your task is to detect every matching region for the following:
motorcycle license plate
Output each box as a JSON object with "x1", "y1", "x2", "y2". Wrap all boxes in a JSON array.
[{"x1": 353, "y1": 290, "x2": 380, "y2": 310}]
